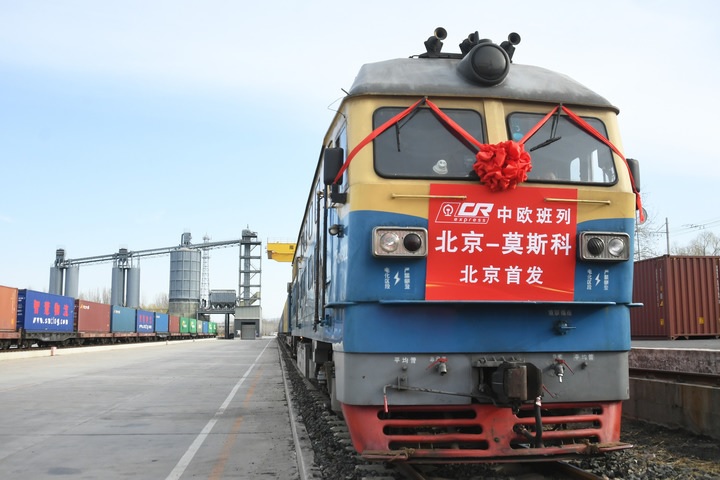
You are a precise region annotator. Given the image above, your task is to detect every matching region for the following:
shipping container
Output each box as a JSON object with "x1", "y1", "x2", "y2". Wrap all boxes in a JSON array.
[
  {"x1": 179, "y1": 316, "x2": 190, "y2": 334},
  {"x1": 17, "y1": 290, "x2": 75, "y2": 332},
  {"x1": 155, "y1": 313, "x2": 169, "y2": 333},
  {"x1": 135, "y1": 309, "x2": 155, "y2": 333},
  {"x1": 631, "y1": 255, "x2": 720, "y2": 339},
  {"x1": 202, "y1": 320, "x2": 209, "y2": 334},
  {"x1": 169, "y1": 315, "x2": 180, "y2": 333},
  {"x1": 0, "y1": 285, "x2": 18, "y2": 332},
  {"x1": 75, "y1": 300, "x2": 111, "y2": 333},
  {"x1": 189, "y1": 318, "x2": 197, "y2": 334},
  {"x1": 111, "y1": 306, "x2": 136, "y2": 333},
  {"x1": 209, "y1": 322, "x2": 217, "y2": 335}
]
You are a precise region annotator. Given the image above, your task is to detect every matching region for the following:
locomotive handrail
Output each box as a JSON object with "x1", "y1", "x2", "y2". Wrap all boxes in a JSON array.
[
  {"x1": 544, "y1": 197, "x2": 612, "y2": 205},
  {"x1": 391, "y1": 194, "x2": 467, "y2": 199},
  {"x1": 324, "y1": 301, "x2": 357, "y2": 307}
]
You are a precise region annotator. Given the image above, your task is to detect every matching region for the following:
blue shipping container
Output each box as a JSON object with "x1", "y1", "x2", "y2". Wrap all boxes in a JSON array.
[
  {"x1": 154, "y1": 312, "x2": 169, "y2": 333},
  {"x1": 17, "y1": 290, "x2": 75, "y2": 332},
  {"x1": 136, "y1": 309, "x2": 154, "y2": 333},
  {"x1": 111, "y1": 306, "x2": 136, "y2": 332},
  {"x1": 202, "y1": 320, "x2": 209, "y2": 334}
]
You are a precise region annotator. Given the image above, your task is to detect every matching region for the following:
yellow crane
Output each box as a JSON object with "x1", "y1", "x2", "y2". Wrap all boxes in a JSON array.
[{"x1": 266, "y1": 242, "x2": 295, "y2": 262}]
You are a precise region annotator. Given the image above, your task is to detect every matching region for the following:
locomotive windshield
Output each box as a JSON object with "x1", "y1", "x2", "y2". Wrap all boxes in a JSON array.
[
  {"x1": 373, "y1": 107, "x2": 484, "y2": 179},
  {"x1": 372, "y1": 106, "x2": 617, "y2": 185},
  {"x1": 508, "y1": 112, "x2": 617, "y2": 185}
]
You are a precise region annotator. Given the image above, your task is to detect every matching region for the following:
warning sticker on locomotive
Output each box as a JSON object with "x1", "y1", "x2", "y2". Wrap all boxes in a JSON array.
[{"x1": 426, "y1": 184, "x2": 578, "y2": 301}]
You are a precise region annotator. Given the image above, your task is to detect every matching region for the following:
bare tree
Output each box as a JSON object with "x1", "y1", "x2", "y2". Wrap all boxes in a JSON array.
[
  {"x1": 261, "y1": 317, "x2": 280, "y2": 336},
  {"x1": 634, "y1": 201, "x2": 667, "y2": 260},
  {"x1": 673, "y1": 231, "x2": 720, "y2": 256},
  {"x1": 79, "y1": 287, "x2": 111, "y2": 303},
  {"x1": 142, "y1": 292, "x2": 169, "y2": 312}
]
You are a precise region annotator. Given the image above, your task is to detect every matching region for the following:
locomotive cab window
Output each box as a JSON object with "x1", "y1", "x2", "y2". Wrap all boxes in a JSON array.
[
  {"x1": 508, "y1": 112, "x2": 617, "y2": 185},
  {"x1": 373, "y1": 107, "x2": 484, "y2": 179}
]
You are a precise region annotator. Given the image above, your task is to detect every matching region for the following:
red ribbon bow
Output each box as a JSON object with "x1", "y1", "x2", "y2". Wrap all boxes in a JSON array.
[{"x1": 473, "y1": 140, "x2": 532, "y2": 192}]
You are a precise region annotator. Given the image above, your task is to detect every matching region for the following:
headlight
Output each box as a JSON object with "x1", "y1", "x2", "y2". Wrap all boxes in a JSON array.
[
  {"x1": 457, "y1": 42, "x2": 510, "y2": 86},
  {"x1": 607, "y1": 237, "x2": 626, "y2": 257},
  {"x1": 372, "y1": 227, "x2": 428, "y2": 257},
  {"x1": 578, "y1": 232, "x2": 630, "y2": 261},
  {"x1": 379, "y1": 232, "x2": 400, "y2": 253}
]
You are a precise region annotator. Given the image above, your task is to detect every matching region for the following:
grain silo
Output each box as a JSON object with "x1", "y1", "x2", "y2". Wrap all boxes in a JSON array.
[
  {"x1": 168, "y1": 233, "x2": 201, "y2": 318},
  {"x1": 125, "y1": 267, "x2": 141, "y2": 308},
  {"x1": 63, "y1": 265, "x2": 79, "y2": 298},
  {"x1": 110, "y1": 266, "x2": 125, "y2": 306}
]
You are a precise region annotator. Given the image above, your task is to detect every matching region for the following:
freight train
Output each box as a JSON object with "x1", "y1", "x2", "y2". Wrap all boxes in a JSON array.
[
  {"x1": 280, "y1": 28, "x2": 641, "y2": 462},
  {"x1": 0, "y1": 285, "x2": 216, "y2": 349}
]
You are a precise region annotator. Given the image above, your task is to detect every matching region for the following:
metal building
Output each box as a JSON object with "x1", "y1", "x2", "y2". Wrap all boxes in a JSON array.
[{"x1": 235, "y1": 229, "x2": 262, "y2": 339}]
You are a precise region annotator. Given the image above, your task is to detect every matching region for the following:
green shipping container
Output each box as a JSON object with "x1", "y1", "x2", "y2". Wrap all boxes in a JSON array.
[
  {"x1": 189, "y1": 318, "x2": 197, "y2": 334},
  {"x1": 179, "y1": 316, "x2": 190, "y2": 334}
]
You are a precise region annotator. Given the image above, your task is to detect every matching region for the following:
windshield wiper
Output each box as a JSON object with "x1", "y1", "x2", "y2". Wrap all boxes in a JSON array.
[
  {"x1": 529, "y1": 136, "x2": 561, "y2": 151},
  {"x1": 529, "y1": 105, "x2": 562, "y2": 152},
  {"x1": 393, "y1": 109, "x2": 421, "y2": 152}
]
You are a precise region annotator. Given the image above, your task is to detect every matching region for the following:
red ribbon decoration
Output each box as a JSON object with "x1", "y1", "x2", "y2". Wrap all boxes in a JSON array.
[
  {"x1": 426, "y1": 99, "x2": 532, "y2": 191},
  {"x1": 473, "y1": 141, "x2": 532, "y2": 191},
  {"x1": 332, "y1": 97, "x2": 426, "y2": 184},
  {"x1": 518, "y1": 104, "x2": 644, "y2": 222},
  {"x1": 330, "y1": 97, "x2": 643, "y2": 221}
]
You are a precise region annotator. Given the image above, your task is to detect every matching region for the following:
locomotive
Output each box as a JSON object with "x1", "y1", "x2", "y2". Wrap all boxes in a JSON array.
[{"x1": 281, "y1": 28, "x2": 640, "y2": 462}]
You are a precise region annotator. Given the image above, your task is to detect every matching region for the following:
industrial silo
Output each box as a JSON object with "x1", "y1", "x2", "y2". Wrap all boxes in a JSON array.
[
  {"x1": 125, "y1": 267, "x2": 141, "y2": 308},
  {"x1": 168, "y1": 248, "x2": 201, "y2": 318},
  {"x1": 110, "y1": 266, "x2": 125, "y2": 306},
  {"x1": 48, "y1": 249, "x2": 65, "y2": 295},
  {"x1": 64, "y1": 265, "x2": 79, "y2": 298},
  {"x1": 48, "y1": 267, "x2": 63, "y2": 295}
]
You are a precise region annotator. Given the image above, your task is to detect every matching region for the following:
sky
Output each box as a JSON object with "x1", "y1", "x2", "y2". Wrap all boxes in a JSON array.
[{"x1": 1, "y1": 0, "x2": 719, "y2": 319}]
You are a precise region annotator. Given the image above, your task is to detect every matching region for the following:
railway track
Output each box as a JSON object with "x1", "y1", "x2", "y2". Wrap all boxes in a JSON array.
[
  {"x1": 278, "y1": 343, "x2": 318, "y2": 480},
  {"x1": 389, "y1": 460, "x2": 607, "y2": 480},
  {"x1": 533, "y1": 460, "x2": 609, "y2": 480}
]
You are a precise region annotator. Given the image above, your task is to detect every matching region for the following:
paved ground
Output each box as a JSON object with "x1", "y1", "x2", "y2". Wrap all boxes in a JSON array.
[{"x1": 0, "y1": 338, "x2": 302, "y2": 479}]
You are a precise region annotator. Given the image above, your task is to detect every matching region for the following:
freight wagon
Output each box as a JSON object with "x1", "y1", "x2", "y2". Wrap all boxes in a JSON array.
[
  {"x1": 0, "y1": 286, "x2": 216, "y2": 349},
  {"x1": 631, "y1": 255, "x2": 720, "y2": 339}
]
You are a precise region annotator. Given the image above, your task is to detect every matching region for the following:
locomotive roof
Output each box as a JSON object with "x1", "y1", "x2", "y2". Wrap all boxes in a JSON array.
[{"x1": 348, "y1": 58, "x2": 618, "y2": 113}]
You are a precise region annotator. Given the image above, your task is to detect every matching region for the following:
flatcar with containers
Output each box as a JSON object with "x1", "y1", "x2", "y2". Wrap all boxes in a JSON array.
[
  {"x1": 283, "y1": 28, "x2": 642, "y2": 462},
  {"x1": 0, "y1": 285, "x2": 216, "y2": 349}
]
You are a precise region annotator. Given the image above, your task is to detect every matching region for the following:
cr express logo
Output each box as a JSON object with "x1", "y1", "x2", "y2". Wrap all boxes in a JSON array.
[{"x1": 435, "y1": 202, "x2": 494, "y2": 224}]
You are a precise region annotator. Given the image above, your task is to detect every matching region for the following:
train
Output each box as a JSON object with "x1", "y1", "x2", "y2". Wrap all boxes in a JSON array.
[
  {"x1": 280, "y1": 28, "x2": 641, "y2": 462},
  {"x1": 0, "y1": 285, "x2": 217, "y2": 349}
]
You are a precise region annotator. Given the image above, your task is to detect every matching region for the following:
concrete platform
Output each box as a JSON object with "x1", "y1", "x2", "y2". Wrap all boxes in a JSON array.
[
  {"x1": 631, "y1": 341, "x2": 720, "y2": 375},
  {"x1": 0, "y1": 337, "x2": 311, "y2": 479},
  {"x1": 632, "y1": 338, "x2": 720, "y2": 351},
  {"x1": 626, "y1": 338, "x2": 720, "y2": 441}
]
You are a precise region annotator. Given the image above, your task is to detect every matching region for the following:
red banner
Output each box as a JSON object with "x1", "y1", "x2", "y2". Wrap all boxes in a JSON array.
[{"x1": 426, "y1": 184, "x2": 578, "y2": 301}]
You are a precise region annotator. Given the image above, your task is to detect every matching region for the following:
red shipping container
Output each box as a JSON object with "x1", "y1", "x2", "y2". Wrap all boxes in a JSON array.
[
  {"x1": 75, "y1": 300, "x2": 111, "y2": 333},
  {"x1": 0, "y1": 285, "x2": 18, "y2": 332},
  {"x1": 169, "y1": 315, "x2": 180, "y2": 334},
  {"x1": 631, "y1": 255, "x2": 720, "y2": 339}
]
